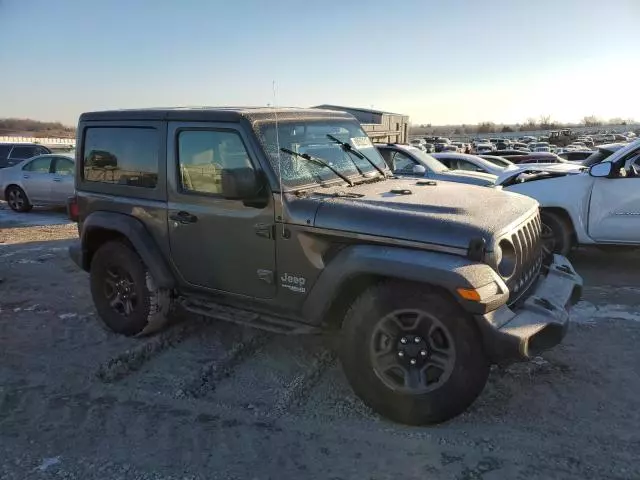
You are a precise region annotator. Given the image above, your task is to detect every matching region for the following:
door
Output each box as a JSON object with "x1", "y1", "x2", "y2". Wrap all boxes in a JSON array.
[
  {"x1": 21, "y1": 156, "x2": 54, "y2": 202},
  {"x1": 589, "y1": 150, "x2": 640, "y2": 242},
  {"x1": 50, "y1": 157, "x2": 75, "y2": 202},
  {"x1": 167, "y1": 122, "x2": 277, "y2": 298}
]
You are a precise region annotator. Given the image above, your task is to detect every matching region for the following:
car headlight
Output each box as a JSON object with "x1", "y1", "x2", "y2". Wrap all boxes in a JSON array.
[{"x1": 496, "y1": 239, "x2": 517, "y2": 278}]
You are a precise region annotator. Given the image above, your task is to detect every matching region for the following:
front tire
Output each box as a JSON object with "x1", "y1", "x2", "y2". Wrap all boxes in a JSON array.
[
  {"x1": 6, "y1": 186, "x2": 32, "y2": 212},
  {"x1": 90, "y1": 241, "x2": 173, "y2": 336},
  {"x1": 340, "y1": 281, "x2": 489, "y2": 425},
  {"x1": 540, "y1": 211, "x2": 573, "y2": 257}
]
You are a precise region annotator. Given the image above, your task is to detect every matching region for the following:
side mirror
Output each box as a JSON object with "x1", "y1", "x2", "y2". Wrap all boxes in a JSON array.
[
  {"x1": 412, "y1": 164, "x2": 427, "y2": 175},
  {"x1": 589, "y1": 162, "x2": 612, "y2": 178},
  {"x1": 221, "y1": 167, "x2": 262, "y2": 199}
]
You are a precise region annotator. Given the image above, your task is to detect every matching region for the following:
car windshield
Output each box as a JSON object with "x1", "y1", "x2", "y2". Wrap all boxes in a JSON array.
[
  {"x1": 583, "y1": 148, "x2": 617, "y2": 167},
  {"x1": 258, "y1": 120, "x2": 388, "y2": 189},
  {"x1": 482, "y1": 155, "x2": 512, "y2": 167}
]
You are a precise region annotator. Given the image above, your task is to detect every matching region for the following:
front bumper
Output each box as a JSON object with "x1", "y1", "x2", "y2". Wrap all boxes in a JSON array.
[{"x1": 477, "y1": 254, "x2": 583, "y2": 363}]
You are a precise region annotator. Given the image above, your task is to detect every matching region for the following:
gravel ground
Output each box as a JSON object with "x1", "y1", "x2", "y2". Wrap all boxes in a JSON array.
[{"x1": 1, "y1": 214, "x2": 639, "y2": 479}]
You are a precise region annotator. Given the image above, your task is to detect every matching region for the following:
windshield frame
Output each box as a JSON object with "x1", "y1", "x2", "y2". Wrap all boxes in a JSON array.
[
  {"x1": 256, "y1": 119, "x2": 390, "y2": 192},
  {"x1": 583, "y1": 147, "x2": 618, "y2": 167}
]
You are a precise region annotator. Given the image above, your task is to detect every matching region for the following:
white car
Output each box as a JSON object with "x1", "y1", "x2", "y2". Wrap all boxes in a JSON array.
[
  {"x1": 409, "y1": 138, "x2": 427, "y2": 151},
  {"x1": 474, "y1": 143, "x2": 494, "y2": 154},
  {"x1": 432, "y1": 152, "x2": 510, "y2": 176},
  {"x1": 530, "y1": 142, "x2": 551, "y2": 153},
  {"x1": 497, "y1": 138, "x2": 640, "y2": 256},
  {"x1": 0, "y1": 154, "x2": 75, "y2": 212}
]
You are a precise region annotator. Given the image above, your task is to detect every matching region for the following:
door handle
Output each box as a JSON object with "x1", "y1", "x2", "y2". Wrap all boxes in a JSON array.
[
  {"x1": 53, "y1": 178, "x2": 62, "y2": 182},
  {"x1": 22, "y1": 174, "x2": 30, "y2": 179},
  {"x1": 169, "y1": 211, "x2": 198, "y2": 224}
]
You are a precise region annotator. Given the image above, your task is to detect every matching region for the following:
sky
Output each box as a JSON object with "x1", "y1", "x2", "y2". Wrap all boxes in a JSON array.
[{"x1": 0, "y1": 0, "x2": 639, "y2": 126}]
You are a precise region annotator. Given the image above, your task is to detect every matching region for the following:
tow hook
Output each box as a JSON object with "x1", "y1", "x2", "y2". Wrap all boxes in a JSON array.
[
  {"x1": 557, "y1": 264, "x2": 573, "y2": 275},
  {"x1": 534, "y1": 297, "x2": 555, "y2": 311}
]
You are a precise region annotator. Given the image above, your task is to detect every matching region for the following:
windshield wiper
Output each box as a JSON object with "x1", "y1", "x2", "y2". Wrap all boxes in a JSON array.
[
  {"x1": 326, "y1": 134, "x2": 388, "y2": 178},
  {"x1": 280, "y1": 148, "x2": 354, "y2": 186}
]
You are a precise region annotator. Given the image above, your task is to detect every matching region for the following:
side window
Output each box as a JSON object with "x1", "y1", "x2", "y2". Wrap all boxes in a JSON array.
[
  {"x1": 23, "y1": 157, "x2": 52, "y2": 173},
  {"x1": 391, "y1": 151, "x2": 417, "y2": 173},
  {"x1": 9, "y1": 146, "x2": 38, "y2": 160},
  {"x1": 53, "y1": 157, "x2": 74, "y2": 176},
  {"x1": 83, "y1": 127, "x2": 158, "y2": 188},
  {"x1": 620, "y1": 151, "x2": 640, "y2": 177},
  {"x1": 458, "y1": 159, "x2": 482, "y2": 172},
  {"x1": 438, "y1": 158, "x2": 452, "y2": 168},
  {"x1": 178, "y1": 130, "x2": 253, "y2": 195},
  {"x1": 0, "y1": 145, "x2": 11, "y2": 158}
]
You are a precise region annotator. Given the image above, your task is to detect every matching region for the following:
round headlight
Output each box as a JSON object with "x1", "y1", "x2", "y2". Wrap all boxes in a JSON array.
[{"x1": 497, "y1": 239, "x2": 517, "y2": 278}]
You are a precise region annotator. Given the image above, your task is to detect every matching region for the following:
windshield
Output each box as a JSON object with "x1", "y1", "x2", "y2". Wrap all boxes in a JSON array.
[
  {"x1": 258, "y1": 120, "x2": 388, "y2": 189},
  {"x1": 583, "y1": 148, "x2": 617, "y2": 167},
  {"x1": 482, "y1": 155, "x2": 513, "y2": 167},
  {"x1": 404, "y1": 147, "x2": 449, "y2": 173}
]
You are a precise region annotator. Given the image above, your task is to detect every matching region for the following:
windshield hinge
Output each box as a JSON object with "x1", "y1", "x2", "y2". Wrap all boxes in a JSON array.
[{"x1": 467, "y1": 237, "x2": 486, "y2": 261}]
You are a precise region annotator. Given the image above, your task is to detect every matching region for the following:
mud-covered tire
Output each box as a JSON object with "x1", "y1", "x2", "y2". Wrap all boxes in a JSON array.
[
  {"x1": 340, "y1": 281, "x2": 489, "y2": 425},
  {"x1": 6, "y1": 186, "x2": 32, "y2": 212},
  {"x1": 540, "y1": 211, "x2": 573, "y2": 257},
  {"x1": 90, "y1": 241, "x2": 173, "y2": 336}
]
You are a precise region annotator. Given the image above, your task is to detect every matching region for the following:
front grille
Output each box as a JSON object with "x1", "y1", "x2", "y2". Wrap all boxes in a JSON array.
[{"x1": 503, "y1": 213, "x2": 543, "y2": 303}]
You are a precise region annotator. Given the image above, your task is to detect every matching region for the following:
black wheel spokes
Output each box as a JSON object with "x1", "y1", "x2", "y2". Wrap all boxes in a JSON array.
[
  {"x1": 104, "y1": 267, "x2": 137, "y2": 317},
  {"x1": 8, "y1": 190, "x2": 23, "y2": 209},
  {"x1": 371, "y1": 309, "x2": 455, "y2": 394}
]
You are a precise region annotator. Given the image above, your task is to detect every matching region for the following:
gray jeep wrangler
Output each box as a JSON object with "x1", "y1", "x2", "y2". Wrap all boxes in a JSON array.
[{"x1": 68, "y1": 107, "x2": 582, "y2": 425}]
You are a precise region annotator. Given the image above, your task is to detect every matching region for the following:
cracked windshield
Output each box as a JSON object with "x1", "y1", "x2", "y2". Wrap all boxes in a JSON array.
[
  {"x1": 0, "y1": 0, "x2": 639, "y2": 479},
  {"x1": 260, "y1": 121, "x2": 388, "y2": 188}
]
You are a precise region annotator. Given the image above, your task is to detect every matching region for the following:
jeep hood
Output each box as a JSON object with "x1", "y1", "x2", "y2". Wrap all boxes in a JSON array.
[{"x1": 293, "y1": 178, "x2": 537, "y2": 251}]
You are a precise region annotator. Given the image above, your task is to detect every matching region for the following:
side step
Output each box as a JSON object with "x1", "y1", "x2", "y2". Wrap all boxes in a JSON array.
[{"x1": 180, "y1": 297, "x2": 321, "y2": 335}]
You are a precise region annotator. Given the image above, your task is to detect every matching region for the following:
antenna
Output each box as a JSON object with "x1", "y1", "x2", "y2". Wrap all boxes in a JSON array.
[{"x1": 272, "y1": 81, "x2": 285, "y2": 236}]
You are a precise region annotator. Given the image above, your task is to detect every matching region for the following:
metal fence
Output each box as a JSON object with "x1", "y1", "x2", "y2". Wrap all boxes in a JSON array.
[
  {"x1": 411, "y1": 124, "x2": 640, "y2": 143},
  {"x1": 0, "y1": 136, "x2": 76, "y2": 146}
]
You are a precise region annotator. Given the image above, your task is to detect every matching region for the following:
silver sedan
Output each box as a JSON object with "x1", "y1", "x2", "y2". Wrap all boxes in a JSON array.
[{"x1": 0, "y1": 154, "x2": 75, "y2": 212}]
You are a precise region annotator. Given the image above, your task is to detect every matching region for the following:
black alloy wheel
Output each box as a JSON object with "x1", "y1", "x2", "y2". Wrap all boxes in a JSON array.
[
  {"x1": 370, "y1": 309, "x2": 455, "y2": 394},
  {"x1": 103, "y1": 265, "x2": 138, "y2": 317}
]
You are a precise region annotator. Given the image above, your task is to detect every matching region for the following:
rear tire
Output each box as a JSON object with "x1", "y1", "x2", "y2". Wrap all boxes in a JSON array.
[
  {"x1": 6, "y1": 186, "x2": 32, "y2": 212},
  {"x1": 90, "y1": 241, "x2": 173, "y2": 336},
  {"x1": 340, "y1": 281, "x2": 489, "y2": 425},
  {"x1": 540, "y1": 211, "x2": 573, "y2": 257}
]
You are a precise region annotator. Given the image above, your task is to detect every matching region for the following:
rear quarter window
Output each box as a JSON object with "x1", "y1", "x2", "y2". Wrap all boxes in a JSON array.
[
  {"x1": 0, "y1": 145, "x2": 11, "y2": 157},
  {"x1": 9, "y1": 146, "x2": 38, "y2": 159},
  {"x1": 82, "y1": 127, "x2": 159, "y2": 188}
]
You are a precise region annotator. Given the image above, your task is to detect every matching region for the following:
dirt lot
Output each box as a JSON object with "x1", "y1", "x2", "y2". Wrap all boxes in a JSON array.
[{"x1": 1, "y1": 207, "x2": 639, "y2": 479}]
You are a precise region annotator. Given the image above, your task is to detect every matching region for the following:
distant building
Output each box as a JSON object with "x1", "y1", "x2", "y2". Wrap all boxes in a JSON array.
[{"x1": 313, "y1": 105, "x2": 409, "y2": 144}]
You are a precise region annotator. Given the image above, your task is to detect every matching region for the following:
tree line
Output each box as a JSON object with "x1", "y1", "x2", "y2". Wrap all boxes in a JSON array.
[
  {"x1": 412, "y1": 115, "x2": 637, "y2": 136},
  {"x1": 0, "y1": 118, "x2": 75, "y2": 138}
]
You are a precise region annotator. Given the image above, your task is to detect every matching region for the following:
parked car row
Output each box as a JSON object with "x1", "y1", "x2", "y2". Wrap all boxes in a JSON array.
[{"x1": 0, "y1": 145, "x2": 75, "y2": 211}]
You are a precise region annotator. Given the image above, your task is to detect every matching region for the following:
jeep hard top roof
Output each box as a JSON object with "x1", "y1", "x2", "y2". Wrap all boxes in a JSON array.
[{"x1": 79, "y1": 107, "x2": 355, "y2": 124}]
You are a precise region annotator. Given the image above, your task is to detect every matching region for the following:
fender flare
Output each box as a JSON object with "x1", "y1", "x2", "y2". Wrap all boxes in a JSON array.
[
  {"x1": 302, "y1": 244, "x2": 507, "y2": 324},
  {"x1": 79, "y1": 211, "x2": 176, "y2": 288}
]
